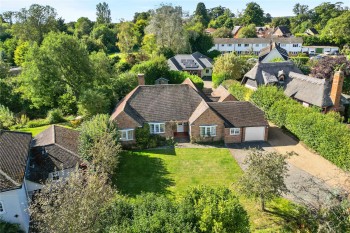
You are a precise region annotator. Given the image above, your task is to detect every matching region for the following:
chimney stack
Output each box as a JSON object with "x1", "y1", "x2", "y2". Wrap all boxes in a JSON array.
[
  {"x1": 330, "y1": 71, "x2": 344, "y2": 110},
  {"x1": 138, "y1": 73, "x2": 145, "y2": 86}
]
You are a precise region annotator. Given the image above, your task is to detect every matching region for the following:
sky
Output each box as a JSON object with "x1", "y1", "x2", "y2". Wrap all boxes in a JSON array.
[{"x1": 1, "y1": 0, "x2": 349, "y2": 22}]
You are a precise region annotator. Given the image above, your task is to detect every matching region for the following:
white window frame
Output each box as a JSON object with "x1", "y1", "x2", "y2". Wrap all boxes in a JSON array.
[
  {"x1": 149, "y1": 123, "x2": 165, "y2": 134},
  {"x1": 119, "y1": 129, "x2": 134, "y2": 141},
  {"x1": 293, "y1": 44, "x2": 299, "y2": 47},
  {"x1": 200, "y1": 125, "x2": 217, "y2": 137},
  {"x1": 230, "y1": 128, "x2": 241, "y2": 135},
  {"x1": 244, "y1": 44, "x2": 249, "y2": 47},
  {"x1": 255, "y1": 44, "x2": 260, "y2": 47},
  {"x1": 228, "y1": 44, "x2": 232, "y2": 47},
  {"x1": 237, "y1": 44, "x2": 241, "y2": 47},
  {"x1": 0, "y1": 201, "x2": 5, "y2": 214}
]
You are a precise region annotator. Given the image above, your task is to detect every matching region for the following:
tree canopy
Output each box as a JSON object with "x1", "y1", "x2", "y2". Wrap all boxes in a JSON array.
[{"x1": 96, "y1": 2, "x2": 111, "y2": 24}]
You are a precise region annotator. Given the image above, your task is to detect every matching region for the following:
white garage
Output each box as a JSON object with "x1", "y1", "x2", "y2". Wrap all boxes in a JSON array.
[{"x1": 244, "y1": 127, "x2": 266, "y2": 141}]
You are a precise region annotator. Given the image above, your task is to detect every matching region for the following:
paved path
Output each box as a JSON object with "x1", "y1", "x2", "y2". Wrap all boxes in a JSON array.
[
  {"x1": 268, "y1": 125, "x2": 350, "y2": 194},
  {"x1": 228, "y1": 142, "x2": 332, "y2": 206}
]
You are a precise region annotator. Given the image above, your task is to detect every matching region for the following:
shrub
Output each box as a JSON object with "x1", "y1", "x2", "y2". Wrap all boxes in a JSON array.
[
  {"x1": 226, "y1": 80, "x2": 253, "y2": 101},
  {"x1": 168, "y1": 70, "x2": 204, "y2": 89},
  {"x1": 212, "y1": 72, "x2": 226, "y2": 88},
  {"x1": 290, "y1": 57, "x2": 309, "y2": 65},
  {"x1": 131, "y1": 56, "x2": 170, "y2": 84},
  {"x1": 135, "y1": 124, "x2": 167, "y2": 149},
  {"x1": 26, "y1": 119, "x2": 49, "y2": 128},
  {"x1": 0, "y1": 104, "x2": 15, "y2": 129},
  {"x1": 46, "y1": 109, "x2": 65, "y2": 124},
  {"x1": 0, "y1": 220, "x2": 23, "y2": 233}
]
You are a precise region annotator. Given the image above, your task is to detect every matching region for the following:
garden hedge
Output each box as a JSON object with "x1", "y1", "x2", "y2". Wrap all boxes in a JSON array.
[{"x1": 227, "y1": 84, "x2": 350, "y2": 171}]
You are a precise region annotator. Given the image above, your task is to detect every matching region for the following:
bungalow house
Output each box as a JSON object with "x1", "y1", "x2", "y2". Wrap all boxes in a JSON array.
[
  {"x1": 25, "y1": 125, "x2": 82, "y2": 196},
  {"x1": 0, "y1": 131, "x2": 32, "y2": 233},
  {"x1": 168, "y1": 52, "x2": 213, "y2": 78},
  {"x1": 110, "y1": 75, "x2": 269, "y2": 144},
  {"x1": 273, "y1": 26, "x2": 292, "y2": 37},
  {"x1": 259, "y1": 42, "x2": 289, "y2": 63},
  {"x1": 0, "y1": 126, "x2": 82, "y2": 232},
  {"x1": 241, "y1": 61, "x2": 347, "y2": 113}
]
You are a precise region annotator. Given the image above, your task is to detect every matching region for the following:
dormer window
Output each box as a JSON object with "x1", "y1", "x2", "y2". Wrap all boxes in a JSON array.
[{"x1": 278, "y1": 75, "x2": 285, "y2": 82}]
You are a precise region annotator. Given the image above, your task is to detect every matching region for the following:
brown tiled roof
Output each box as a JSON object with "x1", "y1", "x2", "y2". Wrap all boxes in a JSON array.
[
  {"x1": 211, "y1": 85, "x2": 233, "y2": 102},
  {"x1": 27, "y1": 126, "x2": 82, "y2": 184},
  {"x1": 208, "y1": 101, "x2": 268, "y2": 127},
  {"x1": 111, "y1": 84, "x2": 204, "y2": 123},
  {"x1": 0, "y1": 131, "x2": 32, "y2": 191}
]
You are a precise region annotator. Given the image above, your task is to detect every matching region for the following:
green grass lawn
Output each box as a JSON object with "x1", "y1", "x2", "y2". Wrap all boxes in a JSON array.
[
  {"x1": 115, "y1": 148, "x2": 300, "y2": 232},
  {"x1": 13, "y1": 123, "x2": 73, "y2": 136}
]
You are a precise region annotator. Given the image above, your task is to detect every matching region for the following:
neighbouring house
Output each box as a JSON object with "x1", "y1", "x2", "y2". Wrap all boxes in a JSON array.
[
  {"x1": 273, "y1": 26, "x2": 292, "y2": 37},
  {"x1": 110, "y1": 76, "x2": 269, "y2": 145},
  {"x1": 305, "y1": 28, "x2": 319, "y2": 36},
  {"x1": 301, "y1": 45, "x2": 339, "y2": 55},
  {"x1": 210, "y1": 37, "x2": 303, "y2": 55},
  {"x1": 204, "y1": 28, "x2": 216, "y2": 35},
  {"x1": 241, "y1": 61, "x2": 348, "y2": 113},
  {"x1": 168, "y1": 52, "x2": 213, "y2": 78},
  {"x1": 259, "y1": 42, "x2": 289, "y2": 63},
  {"x1": 232, "y1": 26, "x2": 242, "y2": 38},
  {"x1": 232, "y1": 26, "x2": 268, "y2": 38},
  {"x1": 0, "y1": 131, "x2": 32, "y2": 233},
  {"x1": 0, "y1": 126, "x2": 82, "y2": 232},
  {"x1": 25, "y1": 125, "x2": 82, "y2": 197}
]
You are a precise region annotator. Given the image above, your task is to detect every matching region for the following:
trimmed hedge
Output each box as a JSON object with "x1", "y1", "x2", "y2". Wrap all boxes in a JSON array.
[
  {"x1": 168, "y1": 70, "x2": 204, "y2": 89},
  {"x1": 228, "y1": 84, "x2": 350, "y2": 171}
]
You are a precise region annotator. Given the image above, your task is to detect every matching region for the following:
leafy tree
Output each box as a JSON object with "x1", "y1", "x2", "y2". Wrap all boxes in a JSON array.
[
  {"x1": 0, "y1": 19, "x2": 12, "y2": 42},
  {"x1": 208, "y1": 9, "x2": 234, "y2": 29},
  {"x1": 264, "y1": 13, "x2": 272, "y2": 24},
  {"x1": 145, "y1": 4, "x2": 190, "y2": 53},
  {"x1": 79, "y1": 114, "x2": 118, "y2": 161},
  {"x1": 0, "y1": 37, "x2": 17, "y2": 64},
  {"x1": 241, "y1": 2, "x2": 265, "y2": 26},
  {"x1": 133, "y1": 11, "x2": 151, "y2": 22},
  {"x1": 30, "y1": 169, "x2": 114, "y2": 233},
  {"x1": 240, "y1": 149, "x2": 291, "y2": 211},
  {"x1": 12, "y1": 4, "x2": 58, "y2": 44},
  {"x1": 188, "y1": 31, "x2": 213, "y2": 54},
  {"x1": 293, "y1": 3, "x2": 309, "y2": 15},
  {"x1": 141, "y1": 33, "x2": 158, "y2": 55},
  {"x1": 112, "y1": 72, "x2": 138, "y2": 102},
  {"x1": 14, "y1": 41, "x2": 30, "y2": 66},
  {"x1": 78, "y1": 89, "x2": 110, "y2": 117},
  {"x1": 213, "y1": 53, "x2": 252, "y2": 81},
  {"x1": 46, "y1": 108, "x2": 64, "y2": 124},
  {"x1": 1, "y1": 11, "x2": 15, "y2": 25},
  {"x1": 90, "y1": 24, "x2": 117, "y2": 53},
  {"x1": 131, "y1": 55, "x2": 169, "y2": 84},
  {"x1": 18, "y1": 32, "x2": 93, "y2": 108},
  {"x1": 312, "y1": 2, "x2": 344, "y2": 29},
  {"x1": 321, "y1": 11, "x2": 350, "y2": 45},
  {"x1": 208, "y1": 6, "x2": 232, "y2": 19},
  {"x1": 96, "y1": 2, "x2": 111, "y2": 24},
  {"x1": 56, "y1": 17, "x2": 68, "y2": 33},
  {"x1": 88, "y1": 132, "x2": 121, "y2": 177},
  {"x1": 271, "y1": 17, "x2": 291, "y2": 28},
  {"x1": 117, "y1": 21, "x2": 138, "y2": 53},
  {"x1": 211, "y1": 27, "x2": 232, "y2": 38},
  {"x1": 0, "y1": 104, "x2": 15, "y2": 129},
  {"x1": 194, "y1": 2, "x2": 210, "y2": 28},
  {"x1": 0, "y1": 220, "x2": 22, "y2": 233},
  {"x1": 237, "y1": 24, "x2": 257, "y2": 38},
  {"x1": 74, "y1": 17, "x2": 94, "y2": 38}
]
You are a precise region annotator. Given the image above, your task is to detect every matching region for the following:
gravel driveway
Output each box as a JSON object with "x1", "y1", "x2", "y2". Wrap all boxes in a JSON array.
[{"x1": 227, "y1": 141, "x2": 341, "y2": 206}]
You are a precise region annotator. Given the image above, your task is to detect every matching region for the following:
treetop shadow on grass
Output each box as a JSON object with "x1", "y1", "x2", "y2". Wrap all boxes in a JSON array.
[{"x1": 114, "y1": 150, "x2": 175, "y2": 197}]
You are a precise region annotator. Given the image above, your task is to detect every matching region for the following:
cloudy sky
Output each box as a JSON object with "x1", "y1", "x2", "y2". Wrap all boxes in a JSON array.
[{"x1": 1, "y1": 0, "x2": 348, "y2": 22}]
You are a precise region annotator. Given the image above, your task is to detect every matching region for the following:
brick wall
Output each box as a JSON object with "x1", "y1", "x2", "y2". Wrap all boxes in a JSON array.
[
  {"x1": 113, "y1": 111, "x2": 140, "y2": 144},
  {"x1": 224, "y1": 128, "x2": 243, "y2": 143},
  {"x1": 190, "y1": 108, "x2": 225, "y2": 142}
]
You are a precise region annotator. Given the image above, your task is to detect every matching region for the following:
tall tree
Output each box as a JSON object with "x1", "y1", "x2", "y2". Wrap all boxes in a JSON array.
[
  {"x1": 321, "y1": 11, "x2": 350, "y2": 45},
  {"x1": 12, "y1": 4, "x2": 58, "y2": 44},
  {"x1": 117, "y1": 21, "x2": 138, "y2": 53},
  {"x1": 30, "y1": 169, "x2": 114, "y2": 233},
  {"x1": 241, "y1": 2, "x2": 265, "y2": 26},
  {"x1": 1, "y1": 11, "x2": 15, "y2": 25},
  {"x1": 237, "y1": 24, "x2": 257, "y2": 38},
  {"x1": 90, "y1": 24, "x2": 117, "y2": 53},
  {"x1": 293, "y1": 3, "x2": 309, "y2": 15},
  {"x1": 18, "y1": 32, "x2": 93, "y2": 108},
  {"x1": 74, "y1": 17, "x2": 93, "y2": 38},
  {"x1": 145, "y1": 5, "x2": 190, "y2": 53},
  {"x1": 240, "y1": 149, "x2": 291, "y2": 211},
  {"x1": 194, "y1": 2, "x2": 210, "y2": 28},
  {"x1": 96, "y1": 2, "x2": 111, "y2": 24}
]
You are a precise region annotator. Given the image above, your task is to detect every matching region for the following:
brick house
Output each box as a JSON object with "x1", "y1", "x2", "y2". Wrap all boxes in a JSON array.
[{"x1": 110, "y1": 75, "x2": 269, "y2": 145}]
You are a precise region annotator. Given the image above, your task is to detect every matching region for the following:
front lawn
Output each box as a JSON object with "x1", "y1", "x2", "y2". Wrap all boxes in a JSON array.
[
  {"x1": 14, "y1": 123, "x2": 73, "y2": 136},
  {"x1": 115, "y1": 148, "x2": 299, "y2": 232}
]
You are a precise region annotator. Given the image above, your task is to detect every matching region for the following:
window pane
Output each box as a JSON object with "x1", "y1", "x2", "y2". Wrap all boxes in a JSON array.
[
  {"x1": 200, "y1": 127, "x2": 205, "y2": 136},
  {"x1": 211, "y1": 126, "x2": 216, "y2": 136},
  {"x1": 155, "y1": 124, "x2": 160, "y2": 133},
  {"x1": 127, "y1": 130, "x2": 133, "y2": 140},
  {"x1": 122, "y1": 131, "x2": 127, "y2": 139},
  {"x1": 0, "y1": 203, "x2": 3, "y2": 212},
  {"x1": 160, "y1": 124, "x2": 165, "y2": 133},
  {"x1": 150, "y1": 124, "x2": 154, "y2": 134}
]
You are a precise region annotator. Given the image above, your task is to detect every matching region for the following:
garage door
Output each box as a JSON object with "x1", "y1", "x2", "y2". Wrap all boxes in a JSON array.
[{"x1": 244, "y1": 127, "x2": 265, "y2": 141}]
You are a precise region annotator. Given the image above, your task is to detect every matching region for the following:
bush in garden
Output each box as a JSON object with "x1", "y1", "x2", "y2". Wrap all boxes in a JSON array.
[
  {"x1": 168, "y1": 70, "x2": 204, "y2": 89},
  {"x1": 77, "y1": 90, "x2": 110, "y2": 118},
  {"x1": 0, "y1": 104, "x2": 15, "y2": 129},
  {"x1": 46, "y1": 109, "x2": 65, "y2": 124}
]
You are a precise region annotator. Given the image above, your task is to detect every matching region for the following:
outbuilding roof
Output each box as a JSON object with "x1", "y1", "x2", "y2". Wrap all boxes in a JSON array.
[
  {"x1": 0, "y1": 131, "x2": 32, "y2": 191},
  {"x1": 168, "y1": 52, "x2": 213, "y2": 71}
]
